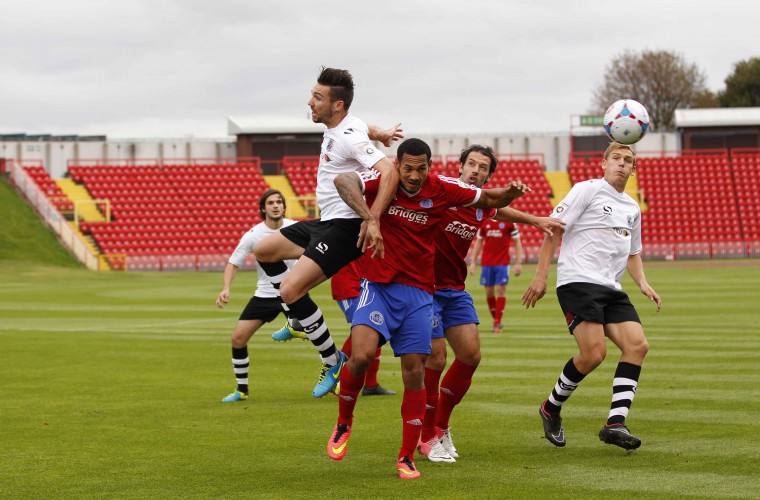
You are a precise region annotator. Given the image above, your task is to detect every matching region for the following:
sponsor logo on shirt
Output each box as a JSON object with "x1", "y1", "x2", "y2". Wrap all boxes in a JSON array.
[
  {"x1": 326, "y1": 138, "x2": 334, "y2": 151},
  {"x1": 444, "y1": 220, "x2": 477, "y2": 240},
  {"x1": 324, "y1": 153, "x2": 331, "y2": 162},
  {"x1": 603, "y1": 205, "x2": 613, "y2": 216},
  {"x1": 555, "y1": 203, "x2": 567, "y2": 214},
  {"x1": 388, "y1": 205, "x2": 429, "y2": 224},
  {"x1": 486, "y1": 230, "x2": 503, "y2": 238},
  {"x1": 344, "y1": 128, "x2": 355, "y2": 134}
]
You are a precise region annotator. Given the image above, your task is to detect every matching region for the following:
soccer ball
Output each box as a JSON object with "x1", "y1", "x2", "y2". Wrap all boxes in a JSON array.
[{"x1": 603, "y1": 99, "x2": 650, "y2": 145}]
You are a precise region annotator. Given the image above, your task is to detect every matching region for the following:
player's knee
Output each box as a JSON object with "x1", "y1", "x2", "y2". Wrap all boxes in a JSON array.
[
  {"x1": 426, "y1": 349, "x2": 446, "y2": 371},
  {"x1": 629, "y1": 338, "x2": 649, "y2": 359},
  {"x1": 279, "y1": 282, "x2": 305, "y2": 305},
  {"x1": 579, "y1": 346, "x2": 606, "y2": 371},
  {"x1": 231, "y1": 332, "x2": 248, "y2": 349},
  {"x1": 349, "y1": 350, "x2": 374, "y2": 372}
]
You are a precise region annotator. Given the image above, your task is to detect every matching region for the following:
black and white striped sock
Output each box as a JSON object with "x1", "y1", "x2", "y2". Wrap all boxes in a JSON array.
[
  {"x1": 288, "y1": 294, "x2": 339, "y2": 366},
  {"x1": 545, "y1": 358, "x2": 586, "y2": 415},
  {"x1": 232, "y1": 346, "x2": 249, "y2": 394},
  {"x1": 607, "y1": 362, "x2": 641, "y2": 425},
  {"x1": 257, "y1": 260, "x2": 290, "y2": 312}
]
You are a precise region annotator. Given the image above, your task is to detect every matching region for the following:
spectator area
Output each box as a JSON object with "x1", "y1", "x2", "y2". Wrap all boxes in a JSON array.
[{"x1": 70, "y1": 161, "x2": 269, "y2": 256}]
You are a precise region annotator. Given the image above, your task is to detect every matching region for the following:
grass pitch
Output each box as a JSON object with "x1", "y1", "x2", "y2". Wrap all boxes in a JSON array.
[{"x1": 1, "y1": 260, "x2": 760, "y2": 499}]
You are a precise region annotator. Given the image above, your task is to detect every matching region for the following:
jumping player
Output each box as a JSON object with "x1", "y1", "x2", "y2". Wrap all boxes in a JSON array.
[{"x1": 253, "y1": 66, "x2": 401, "y2": 398}]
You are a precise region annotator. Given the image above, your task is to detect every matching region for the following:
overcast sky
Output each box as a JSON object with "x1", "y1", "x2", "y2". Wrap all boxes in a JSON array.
[{"x1": 1, "y1": 1, "x2": 757, "y2": 139}]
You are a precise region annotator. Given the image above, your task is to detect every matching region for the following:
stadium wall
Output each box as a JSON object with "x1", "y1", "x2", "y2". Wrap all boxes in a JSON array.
[{"x1": 0, "y1": 132, "x2": 675, "y2": 178}]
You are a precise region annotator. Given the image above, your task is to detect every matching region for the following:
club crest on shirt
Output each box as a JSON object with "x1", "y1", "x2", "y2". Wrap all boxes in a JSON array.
[
  {"x1": 555, "y1": 203, "x2": 567, "y2": 214},
  {"x1": 326, "y1": 138, "x2": 334, "y2": 152},
  {"x1": 475, "y1": 208, "x2": 483, "y2": 221},
  {"x1": 499, "y1": 222, "x2": 506, "y2": 229},
  {"x1": 420, "y1": 198, "x2": 433, "y2": 209},
  {"x1": 432, "y1": 315, "x2": 439, "y2": 328},
  {"x1": 627, "y1": 214, "x2": 634, "y2": 227},
  {"x1": 369, "y1": 311, "x2": 384, "y2": 326}
]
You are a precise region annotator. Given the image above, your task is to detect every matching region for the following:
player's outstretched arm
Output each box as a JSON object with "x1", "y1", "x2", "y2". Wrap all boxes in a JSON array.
[
  {"x1": 626, "y1": 253, "x2": 662, "y2": 312},
  {"x1": 494, "y1": 207, "x2": 565, "y2": 236},
  {"x1": 216, "y1": 263, "x2": 239, "y2": 309},
  {"x1": 334, "y1": 172, "x2": 384, "y2": 258},
  {"x1": 521, "y1": 230, "x2": 561, "y2": 309},
  {"x1": 368, "y1": 123, "x2": 404, "y2": 147},
  {"x1": 475, "y1": 180, "x2": 531, "y2": 208}
]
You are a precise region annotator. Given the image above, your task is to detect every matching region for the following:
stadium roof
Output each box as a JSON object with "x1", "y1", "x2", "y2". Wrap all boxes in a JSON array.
[
  {"x1": 675, "y1": 107, "x2": 760, "y2": 128},
  {"x1": 227, "y1": 116, "x2": 324, "y2": 135}
]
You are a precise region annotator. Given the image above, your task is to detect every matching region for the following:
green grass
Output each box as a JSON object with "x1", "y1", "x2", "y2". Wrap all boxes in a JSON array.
[
  {"x1": 2, "y1": 259, "x2": 759, "y2": 499},
  {"x1": 0, "y1": 177, "x2": 80, "y2": 267}
]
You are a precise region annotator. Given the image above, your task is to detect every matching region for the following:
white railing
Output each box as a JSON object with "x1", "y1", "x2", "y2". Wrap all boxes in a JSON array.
[{"x1": 9, "y1": 161, "x2": 100, "y2": 270}]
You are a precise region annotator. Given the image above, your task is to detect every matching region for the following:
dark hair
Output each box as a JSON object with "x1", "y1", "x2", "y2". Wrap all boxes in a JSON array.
[
  {"x1": 459, "y1": 144, "x2": 498, "y2": 175},
  {"x1": 396, "y1": 138, "x2": 432, "y2": 162},
  {"x1": 259, "y1": 189, "x2": 286, "y2": 218},
  {"x1": 317, "y1": 66, "x2": 354, "y2": 111}
]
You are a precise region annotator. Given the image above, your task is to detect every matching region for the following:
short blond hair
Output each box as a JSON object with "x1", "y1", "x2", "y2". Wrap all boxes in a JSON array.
[{"x1": 604, "y1": 142, "x2": 636, "y2": 167}]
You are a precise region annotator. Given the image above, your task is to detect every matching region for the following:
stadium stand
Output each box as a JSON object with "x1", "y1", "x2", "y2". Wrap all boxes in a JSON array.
[
  {"x1": 70, "y1": 160, "x2": 270, "y2": 258},
  {"x1": 23, "y1": 165, "x2": 74, "y2": 212},
  {"x1": 731, "y1": 149, "x2": 760, "y2": 243}
]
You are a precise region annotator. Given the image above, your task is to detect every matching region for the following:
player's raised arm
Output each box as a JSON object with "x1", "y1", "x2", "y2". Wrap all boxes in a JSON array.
[
  {"x1": 368, "y1": 123, "x2": 404, "y2": 147},
  {"x1": 494, "y1": 207, "x2": 566, "y2": 236},
  {"x1": 473, "y1": 180, "x2": 531, "y2": 208}
]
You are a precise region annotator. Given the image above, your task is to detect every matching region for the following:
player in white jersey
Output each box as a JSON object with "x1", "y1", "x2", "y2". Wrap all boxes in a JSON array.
[
  {"x1": 216, "y1": 189, "x2": 297, "y2": 402},
  {"x1": 522, "y1": 142, "x2": 661, "y2": 451},
  {"x1": 254, "y1": 66, "x2": 401, "y2": 398}
]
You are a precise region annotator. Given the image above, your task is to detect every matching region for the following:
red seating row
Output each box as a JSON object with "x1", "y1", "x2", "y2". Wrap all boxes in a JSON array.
[
  {"x1": 567, "y1": 153, "x2": 760, "y2": 244},
  {"x1": 23, "y1": 166, "x2": 74, "y2": 211},
  {"x1": 71, "y1": 162, "x2": 270, "y2": 256}
]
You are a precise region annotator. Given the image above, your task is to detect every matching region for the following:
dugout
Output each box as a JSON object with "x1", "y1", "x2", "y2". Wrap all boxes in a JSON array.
[
  {"x1": 227, "y1": 116, "x2": 324, "y2": 175},
  {"x1": 675, "y1": 107, "x2": 760, "y2": 150}
]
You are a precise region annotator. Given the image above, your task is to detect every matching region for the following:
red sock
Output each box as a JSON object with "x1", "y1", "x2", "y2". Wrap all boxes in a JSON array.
[
  {"x1": 421, "y1": 367, "x2": 443, "y2": 442},
  {"x1": 435, "y1": 359, "x2": 477, "y2": 430},
  {"x1": 486, "y1": 296, "x2": 496, "y2": 320},
  {"x1": 341, "y1": 335, "x2": 352, "y2": 357},
  {"x1": 399, "y1": 388, "x2": 426, "y2": 460},
  {"x1": 364, "y1": 347, "x2": 382, "y2": 388},
  {"x1": 338, "y1": 364, "x2": 364, "y2": 426},
  {"x1": 495, "y1": 297, "x2": 506, "y2": 324}
]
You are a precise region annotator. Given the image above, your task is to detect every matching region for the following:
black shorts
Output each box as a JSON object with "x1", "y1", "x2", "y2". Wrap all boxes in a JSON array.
[
  {"x1": 556, "y1": 282, "x2": 640, "y2": 334},
  {"x1": 279, "y1": 218, "x2": 364, "y2": 278},
  {"x1": 238, "y1": 296, "x2": 287, "y2": 322}
]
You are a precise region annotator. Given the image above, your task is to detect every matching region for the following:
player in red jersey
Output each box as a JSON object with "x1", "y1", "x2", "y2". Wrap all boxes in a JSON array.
[
  {"x1": 331, "y1": 260, "x2": 395, "y2": 396},
  {"x1": 418, "y1": 145, "x2": 565, "y2": 462},
  {"x1": 324, "y1": 138, "x2": 529, "y2": 479},
  {"x1": 469, "y1": 217, "x2": 525, "y2": 333}
]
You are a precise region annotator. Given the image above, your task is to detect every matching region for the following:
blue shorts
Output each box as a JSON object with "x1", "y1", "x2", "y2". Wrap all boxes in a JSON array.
[
  {"x1": 336, "y1": 297, "x2": 358, "y2": 324},
  {"x1": 352, "y1": 281, "x2": 433, "y2": 356},
  {"x1": 480, "y1": 265, "x2": 509, "y2": 287},
  {"x1": 432, "y1": 288, "x2": 480, "y2": 339}
]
